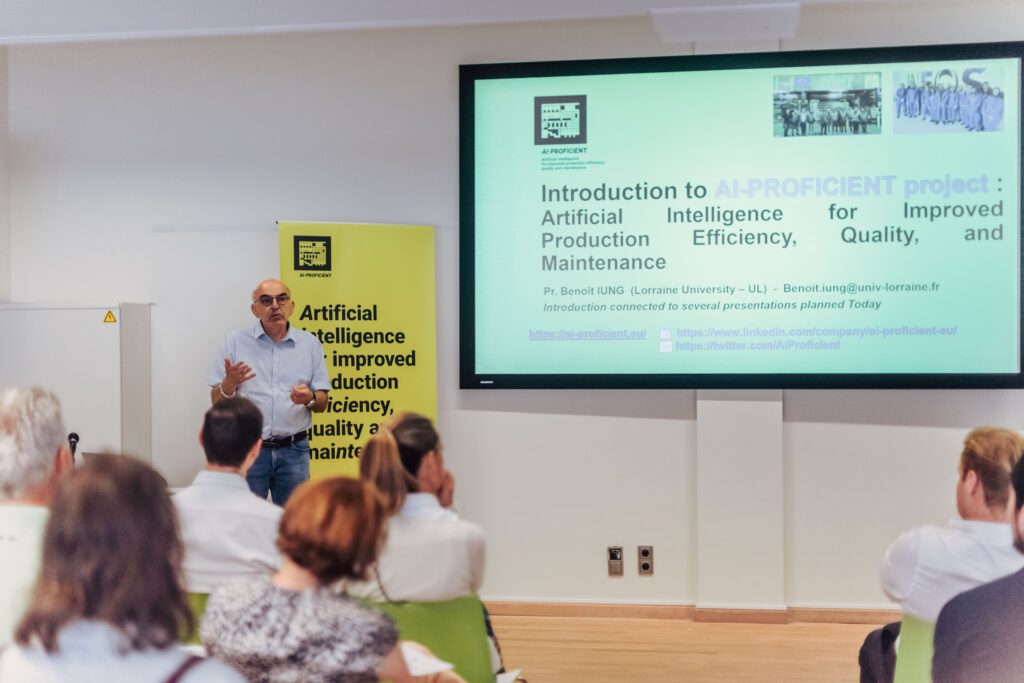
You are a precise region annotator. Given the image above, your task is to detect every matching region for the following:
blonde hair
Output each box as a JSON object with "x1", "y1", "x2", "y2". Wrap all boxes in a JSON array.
[
  {"x1": 359, "y1": 413, "x2": 441, "y2": 515},
  {"x1": 960, "y1": 427, "x2": 1024, "y2": 509},
  {"x1": 359, "y1": 428, "x2": 413, "y2": 515}
]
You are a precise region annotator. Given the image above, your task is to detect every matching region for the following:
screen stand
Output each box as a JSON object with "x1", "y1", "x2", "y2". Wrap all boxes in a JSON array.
[{"x1": 695, "y1": 390, "x2": 786, "y2": 615}]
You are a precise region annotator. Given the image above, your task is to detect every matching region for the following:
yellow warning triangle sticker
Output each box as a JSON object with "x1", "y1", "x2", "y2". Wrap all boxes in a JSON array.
[{"x1": 103, "y1": 310, "x2": 117, "y2": 323}]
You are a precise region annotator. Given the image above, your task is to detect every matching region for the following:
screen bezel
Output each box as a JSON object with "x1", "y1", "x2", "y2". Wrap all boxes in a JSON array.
[{"x1": 459, "y1": 41, "x2": 1024, "y2": 390}]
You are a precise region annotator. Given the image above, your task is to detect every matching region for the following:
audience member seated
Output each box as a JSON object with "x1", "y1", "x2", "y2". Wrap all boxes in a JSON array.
[
  {"x1": 175, "y1": 397, "x2": 282, "y2": 593},
  {"x1": 0, "y1": 386, "x2": 72, "y2": 646},
  {"x1": 347, "y1": 413, "x2": 486, "y2": 603},
  {"x1": 349, "y1": 414, "x2": 503, "y2": 674},
  {"x1": 881, "y1": 427, "x2": 1024, "y2": 622},
  {"x1": 860, "y1": 427, "x2": 1024, "y2": 681},
  {"x1": 0, "y1": 453, "x2": 244, "y2": 682},
  {"x1": 933, "y1": 451, "x2": 1024, "y2": 682},
  {"x1": 201, "y1": 477, "x2": 467, "y2": 683}
]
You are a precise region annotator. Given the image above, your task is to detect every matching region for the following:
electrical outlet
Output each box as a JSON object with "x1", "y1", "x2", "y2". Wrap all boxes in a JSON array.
[
  {"x1": 607, "y1": 546, "x2": 623, "y2": 576},
  {"x1": 638, "y1": 545, "x2": 654, "y2": 575}
]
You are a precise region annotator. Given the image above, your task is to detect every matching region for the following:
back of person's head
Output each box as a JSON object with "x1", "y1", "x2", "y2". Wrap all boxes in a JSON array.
[
  {"x1": 358, "y1": 412, "x2": 441, "y2": 514},
  {"x1": 390, "y1": 412, "x2": 441, "y2": 475},
  {"x1": 960, "y1": 427, "x2": 1024, "y2": 510},
  {"x1": 16, "y1": 453, "x2": 192, "y2": 652},
  {"x1": 201, "y1": 397, "x2": 263, "y2": 467},
  {"x1": 0, "y1": 386, "x2": 66, "y2": 501},
  {"x1": 277, "y1": 477, "x2": 386, "y2": 585}
]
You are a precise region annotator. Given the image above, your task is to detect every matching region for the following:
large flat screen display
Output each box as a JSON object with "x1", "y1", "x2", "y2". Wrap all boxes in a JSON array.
[{"x1": 460, "y1": 42, "x2": 1023, "y2": 389}]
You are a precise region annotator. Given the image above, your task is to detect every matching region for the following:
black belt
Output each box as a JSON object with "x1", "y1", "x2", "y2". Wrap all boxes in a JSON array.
[{"x1": 262, "y1": 430, "x2": 309, "y2": 449}]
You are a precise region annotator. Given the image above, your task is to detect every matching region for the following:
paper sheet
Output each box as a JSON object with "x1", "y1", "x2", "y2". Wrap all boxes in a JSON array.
[{"x1": 400, "y1": 641, "x2": 455, "y2": 675}]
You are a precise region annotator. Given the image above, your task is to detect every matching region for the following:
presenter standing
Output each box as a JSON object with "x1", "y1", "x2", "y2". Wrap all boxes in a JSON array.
[{"x1": 208, "y1": 278, "x2": 329, "y2": 505}]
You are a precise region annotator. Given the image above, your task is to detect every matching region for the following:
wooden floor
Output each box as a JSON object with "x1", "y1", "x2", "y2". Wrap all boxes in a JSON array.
[{"x1": 491, "y1": 615, "x2": 876, "y2": 682}]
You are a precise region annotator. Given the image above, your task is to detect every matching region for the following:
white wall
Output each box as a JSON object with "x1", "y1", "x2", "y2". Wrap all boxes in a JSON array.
[
  {"x1": 784, "y1": 391, "x2": 1024, "y2": 607},
  {"x1": 4, "y1": 3, "x2": 1024, "y2": 607},
  {"x1": 0, "y1": 46, "x2": 9, "y2": 301}
]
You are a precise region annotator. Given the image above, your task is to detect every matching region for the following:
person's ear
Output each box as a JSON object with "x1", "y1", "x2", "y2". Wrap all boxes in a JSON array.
[
  {"x1": 54, "y1": 445, "x2": 73, "y2": 474},
  {"x1": 964, "y1": 469, "x2": 980, "y2": 495},
  {"x1": 241, "y1": 438, "x2": 262, "y2": 470},
  {"x1": 198, "y1": 428, "x2": 205, "y2": 450},
  {"x1": 414, "y1": 450, "x2": 440, "y2": 493},
  {"x1": 422, "y1": 450, "x2": 441, "y2": 478}
]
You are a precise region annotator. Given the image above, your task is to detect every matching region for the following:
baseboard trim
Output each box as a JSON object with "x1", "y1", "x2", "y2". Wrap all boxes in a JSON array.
[
  {"x1": 485, "y1": 601, "x2": 899, "y2": 625},
  {"x1": 787, "y1": 607, "x2": 900, "y2": 624},
  {"x1": 694, "y1": 608, "x2": 788, "y2": 624},
  {"x1": 485, "y1": 601, "x2": 695, "y2": 620}
]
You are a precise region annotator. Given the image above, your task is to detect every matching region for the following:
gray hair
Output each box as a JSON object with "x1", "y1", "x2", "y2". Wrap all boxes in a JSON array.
[{"x1": 0, "y1": 387, "x2": 66, "y2": 500}]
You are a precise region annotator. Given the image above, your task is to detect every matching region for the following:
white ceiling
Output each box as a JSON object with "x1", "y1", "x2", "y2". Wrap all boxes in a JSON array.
[{"x1": 0, "y1": 0, "x2": 905, "y2": 45}]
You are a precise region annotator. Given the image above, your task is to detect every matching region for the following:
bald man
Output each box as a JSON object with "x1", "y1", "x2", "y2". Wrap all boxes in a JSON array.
[{"x1": 207, "y1": 279, "x2": 329, "y2": 505}]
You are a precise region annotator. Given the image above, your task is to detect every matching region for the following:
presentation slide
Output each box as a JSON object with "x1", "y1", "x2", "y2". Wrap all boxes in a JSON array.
[{"x1": 462, "y1": 45, "x2": 1022, "y2": 387}]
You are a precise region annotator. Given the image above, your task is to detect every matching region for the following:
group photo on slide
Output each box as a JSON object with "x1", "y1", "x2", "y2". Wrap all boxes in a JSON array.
[
  {"x1": 773, "y1": 72, "x2": 882, "y2": 137},
  {"x1": 893, "y1": 65, "x2": 1007, "y2": 134}
]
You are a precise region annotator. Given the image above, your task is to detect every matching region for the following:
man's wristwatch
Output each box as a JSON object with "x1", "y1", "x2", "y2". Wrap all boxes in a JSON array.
[{"x1": 306, "y1": 397, "x2": 316, "y2": 409}]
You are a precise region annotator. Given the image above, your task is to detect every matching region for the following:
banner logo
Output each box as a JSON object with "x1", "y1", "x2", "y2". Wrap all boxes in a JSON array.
[
  {"x1": 535, "y1": 95, "x2": 587, "y2": 145},
  {"x1": 294, "y1": 235, "x2": 332, "y2": 273}
]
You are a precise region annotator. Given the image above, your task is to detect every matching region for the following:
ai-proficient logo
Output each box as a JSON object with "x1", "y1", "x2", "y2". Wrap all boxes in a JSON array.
[
  {"x1": 293, "y1": 235, "x2": 331, "y2": 273},
  {"x1": 535, "y1": 95, "x2": 587, "y2": 145}
]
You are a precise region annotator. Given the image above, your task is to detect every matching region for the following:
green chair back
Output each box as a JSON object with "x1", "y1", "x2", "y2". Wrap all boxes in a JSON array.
[
  {"x1": 182, "y1": 592, "x2": 210, "y2": 645},
  {"x1": 892, "y1": 614, "x2": 935, "y2": 683},
  {"x1": 376, "y1": 595, "x2": 495, "y2": 683}
]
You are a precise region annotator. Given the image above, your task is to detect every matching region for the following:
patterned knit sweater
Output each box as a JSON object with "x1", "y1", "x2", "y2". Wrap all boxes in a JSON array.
[{"x1": 201, "y1": 575, "x2": 397, "y2": 683}]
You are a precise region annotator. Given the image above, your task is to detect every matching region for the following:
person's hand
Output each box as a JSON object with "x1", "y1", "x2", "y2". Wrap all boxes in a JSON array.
[
  {"x1": 437, "y1": 469, "x2": 455, "y2": 508},
  {"x1": 290, "y1": 384, "x2": 315, "y2": 405},
  {"x1": 222, "y1": 358, "x2": 255, "y2": 394}
]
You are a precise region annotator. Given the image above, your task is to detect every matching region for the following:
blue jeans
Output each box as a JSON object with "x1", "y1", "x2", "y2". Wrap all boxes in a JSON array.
[{"x1": 246, "y1": 438, "x2": 311, "y2": 506}]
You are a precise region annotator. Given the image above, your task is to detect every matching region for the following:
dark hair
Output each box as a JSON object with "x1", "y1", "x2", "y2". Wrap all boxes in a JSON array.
[
  {"x1": 277, "y1": 477, "x2": 387, "y2": 584},
  {"x1": 201, "y1": 397, "x2": 263, "y2": 468},
  {"x1": 358, "y1": 413, "x2": 440, "y2": 514},
  {"x1": 389, "y1": 412, "x2": 440, "y2": 481},
  {"x1": 16, "y1": 453, "x2": 193, "y2": 652},
  {"x1": 1013, "y1": 455, "x2": 1024, "y2": 513}
]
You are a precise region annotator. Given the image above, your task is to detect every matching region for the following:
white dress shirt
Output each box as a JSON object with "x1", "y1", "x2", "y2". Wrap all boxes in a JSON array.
[
  {"x1": 207, "y1": 321, "x2": 330, "y2": 438},
  {"x1": 174, "y1": 470, "x2": 283, "y2": 593},
  {"x1": 0, "y1": 505, "x2": 47, "y2": 646},
  {"x1": 0, "y1": 620, "x2": 245, "y2": 682},
  {"x1": 345, "y1": 493, "x2": 486, "y2": 602},
  {"x1": 881, "y1": 518, "x2": 1024, "y2": 622}
]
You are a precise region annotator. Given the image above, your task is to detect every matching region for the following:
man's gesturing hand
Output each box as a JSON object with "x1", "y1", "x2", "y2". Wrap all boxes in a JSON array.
[
  {"x1": 222, "y1": 358, "x2": 255, "y2": 395},
  {"x1": 290, "y1": 384, "x2": 315, "y2": 405}
]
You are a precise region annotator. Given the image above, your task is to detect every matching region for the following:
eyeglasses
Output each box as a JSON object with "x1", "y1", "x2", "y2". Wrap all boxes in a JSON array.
[{"x1": 256, "y1": 294, "x2": 291, "y2": 307}]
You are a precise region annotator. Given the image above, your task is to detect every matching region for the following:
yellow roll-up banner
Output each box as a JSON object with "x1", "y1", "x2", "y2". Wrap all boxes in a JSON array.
[{"x1": 279, "y1": 222, "x2": 437, "y2": 478}]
